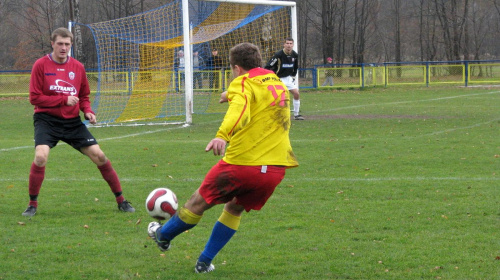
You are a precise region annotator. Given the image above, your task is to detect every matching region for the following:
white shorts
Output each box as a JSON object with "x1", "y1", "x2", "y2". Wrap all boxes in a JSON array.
[{"x1": 280, "y1": 76, "x2": 298, "y2": 91}]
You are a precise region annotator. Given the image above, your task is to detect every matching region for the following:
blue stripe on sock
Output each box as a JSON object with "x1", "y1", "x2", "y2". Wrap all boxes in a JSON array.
[
  {"x1": 199, "y1": 221, "x2": 236, "y2": 263},
  {"x1": 159, "y1": 214, "x2": 196, "y2": 241}
]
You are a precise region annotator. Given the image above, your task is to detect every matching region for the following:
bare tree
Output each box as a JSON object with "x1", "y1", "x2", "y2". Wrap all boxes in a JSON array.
[
  {"x1": 9, "y1": 0, "x2": 69, "y2": 69},
  {"x1": 321, "y1": 0, "x2": 336, "y2": 63},
  {"x1": 433, "y1": 0, "x2": 469, "y2": 61},
  {"x1": 418, "y1": 0, "x2": 439, "y2": 61},
  {"x1": 2, "y1": 0, "x2": 500, "y2": 70},
  {"x1": 0, "y1": 0, "x2": 18, "y2": 68},
  {"x1": 98, "y1": 0, "x2": 150, "y2": 20},
  {"x1": 351, "y1": 0, "x2": 379, "y2": 64},
  {"x1": 492, "y1": 0, "x2": 500, "y2": 17},
  {"x1": 297, "y1": 0, "x2": 316, "y2": 69},
  {"x1": 69, "y1": 0, "x2": 85, "y2": 62},
  {"x1": 336, "y1": 0, "x2": 348, "y2": 64},
  {"x1": 394, "y1": 0, "x2": 402, "y2": 62},
  {"x1": 469, "y1": 0, "x2": 493, "y2": 60}
]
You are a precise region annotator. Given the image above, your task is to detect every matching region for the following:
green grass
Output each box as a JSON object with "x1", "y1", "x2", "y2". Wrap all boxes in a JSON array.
[{"x1": 1, "y1": 86, "x2": 499, "y2": 279}]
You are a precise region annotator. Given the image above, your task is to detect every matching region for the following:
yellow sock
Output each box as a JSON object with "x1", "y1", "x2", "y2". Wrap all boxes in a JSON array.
[
  {"x1": 218, "y1": 209, "x2": 241, "y2": 230},
  {"x1": 178, "y1": 207, "x2": 202, "y2": 225}
]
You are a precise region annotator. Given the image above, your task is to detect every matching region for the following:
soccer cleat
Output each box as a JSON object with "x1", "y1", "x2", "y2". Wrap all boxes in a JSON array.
[
  {"x1": 194, "y1": 261, "x2": 215, "y2": 273},
  {"x1": 22, "y1": 205, "x2": 37, "y2": 217},
  {"x1": 118, "y1": 200, "x2": 135, "y2": 212},
  {"x1": 147, "y1": 222, "x2": 171, "y2": 251},
  {"x1": 294, "y1": 115, "x2": 305, "y2": 120}
]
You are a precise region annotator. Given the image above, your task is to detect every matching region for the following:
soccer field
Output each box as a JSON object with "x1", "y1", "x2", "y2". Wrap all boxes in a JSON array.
[{"x1": 0, "y1": 86, "x2": 499, "y2": 279}]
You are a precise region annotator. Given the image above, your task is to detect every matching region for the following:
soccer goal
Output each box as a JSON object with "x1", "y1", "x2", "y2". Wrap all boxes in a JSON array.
[{"x1": 71, "y1": 0, "x2": 297, "y2": 126}]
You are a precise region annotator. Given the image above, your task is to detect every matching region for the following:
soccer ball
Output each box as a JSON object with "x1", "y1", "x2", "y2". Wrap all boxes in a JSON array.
[{"x1": 145, "y1": 188, "x2": 178, "y2": 220}]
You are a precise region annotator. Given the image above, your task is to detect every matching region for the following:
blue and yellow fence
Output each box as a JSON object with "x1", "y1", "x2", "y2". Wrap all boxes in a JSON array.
[
  {"x1": 315, "y1": 60, "x2": 500, "y2": 88},
  {"x1": 3, "y1": 60, "x2": 500, "y2": 96}
]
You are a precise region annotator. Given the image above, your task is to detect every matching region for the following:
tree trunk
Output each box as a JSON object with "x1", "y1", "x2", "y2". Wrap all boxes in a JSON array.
[
  {"x1": 434, "y1": 0, "x2": 468, "y2": 61},
  {"x1": 71, "y1": 0, "x2": 85, "y2": 63},
  {"x1": 321, "y1": 0, "x2": 336, "y2": 63},
  {"x1": 336, "y1": 0, "x2": 347, "y2": 64},
  {"x1": 394, "y1": 0, "x2": 401, "y2": 63},
  {"x1": 297, "y1": 0, "x2": 310, "y2": 77}
]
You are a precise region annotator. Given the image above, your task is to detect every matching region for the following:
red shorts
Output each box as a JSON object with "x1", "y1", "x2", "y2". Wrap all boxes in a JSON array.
[{"x1": 199, "y1": 160, "x2": 286, "y2": 212}]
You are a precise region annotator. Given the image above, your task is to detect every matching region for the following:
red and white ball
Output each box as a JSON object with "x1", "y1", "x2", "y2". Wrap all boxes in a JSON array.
[{"x1": 145, "y1": 188, "x2": 178, "y2": 220}]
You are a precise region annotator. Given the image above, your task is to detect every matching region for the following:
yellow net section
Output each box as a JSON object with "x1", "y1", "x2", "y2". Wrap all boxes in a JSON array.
[{"x1": 83, "y1": 0, "x2": 291, "y2": 125}]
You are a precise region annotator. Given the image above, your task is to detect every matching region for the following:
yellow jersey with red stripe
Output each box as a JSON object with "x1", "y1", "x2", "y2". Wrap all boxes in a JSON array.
[{"x1": 215, "y1": 67, "x2": 298, "y2": 167}]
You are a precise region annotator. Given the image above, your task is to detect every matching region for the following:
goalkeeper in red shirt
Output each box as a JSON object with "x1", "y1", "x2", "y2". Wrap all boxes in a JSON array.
[
  {"x1": 147, "y1": 42, "x2": 299, "y2": 273},
  {"x1": 22, "y1": 27, "x2": 135, "y2": 217}
]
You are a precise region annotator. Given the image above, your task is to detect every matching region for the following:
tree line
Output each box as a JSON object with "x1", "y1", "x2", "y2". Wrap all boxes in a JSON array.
[{"x1": 0, "y1": 0, "x2": 499, "y2": 70}]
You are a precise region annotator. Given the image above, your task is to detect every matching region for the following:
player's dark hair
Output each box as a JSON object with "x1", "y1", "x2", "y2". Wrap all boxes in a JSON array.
[
  {"x1": 285, "y1": 37, "x2": 294, "y2": 42},
  {"x1": 51, "y1": 27, "x2": 73, "y2": 43},
  {"x1": 229, "y1": 43, "x2": 262, "y2": 70}
]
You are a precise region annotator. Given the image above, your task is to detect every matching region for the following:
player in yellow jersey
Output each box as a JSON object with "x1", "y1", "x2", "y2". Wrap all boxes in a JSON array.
[{"x1": 147, "y1": 42, "x2": 298, "y2": 273}]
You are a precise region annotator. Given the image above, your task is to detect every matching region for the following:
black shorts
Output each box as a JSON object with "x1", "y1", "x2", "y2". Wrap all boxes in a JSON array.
[{"x1": 33, "y1": 113, "x2": 98, "y2": 150}]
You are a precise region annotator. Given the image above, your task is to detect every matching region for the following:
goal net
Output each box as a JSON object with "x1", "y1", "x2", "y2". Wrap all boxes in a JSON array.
[{"x1": 74, "y1": 0, "x2": 296, "y2": 126}]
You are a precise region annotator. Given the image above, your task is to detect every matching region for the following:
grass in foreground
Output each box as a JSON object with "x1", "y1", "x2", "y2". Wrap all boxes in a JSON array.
[{"x1": 0, "y1": 86, "x2": 499, "y2": 279}]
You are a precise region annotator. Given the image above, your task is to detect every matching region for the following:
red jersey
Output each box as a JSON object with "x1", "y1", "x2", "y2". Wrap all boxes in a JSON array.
[{"x1": 29, "y1": 54, "x2": 94, "y2": 119}]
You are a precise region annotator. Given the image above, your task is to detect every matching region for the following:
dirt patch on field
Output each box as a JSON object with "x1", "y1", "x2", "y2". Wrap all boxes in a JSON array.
[{"x1": 0, "y1": 96, "x2": 28, "y2": 101}]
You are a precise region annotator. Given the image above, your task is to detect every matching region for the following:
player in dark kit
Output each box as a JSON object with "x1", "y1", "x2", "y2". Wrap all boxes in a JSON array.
[
  {"x1": 22, "y1": 27, "x2": 135, "y2": 217},
  {"x1": 265, "y1": 37, "x2": 304, "y2": 120}
]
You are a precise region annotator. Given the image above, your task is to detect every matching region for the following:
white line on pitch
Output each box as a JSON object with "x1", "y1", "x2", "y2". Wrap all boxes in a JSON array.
[
  {"x1": 93, "y1": 123, "x2": 190, "y2": 141},
  {"x1": 0, "y1": 122, "x2": 207, "y2": 153},
  {"x1": 419, "y1": 118, "x2": 500, "y2": 136},
  {"x1": 1, "y1": 119, "x2": 225, "y2": 153}
]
